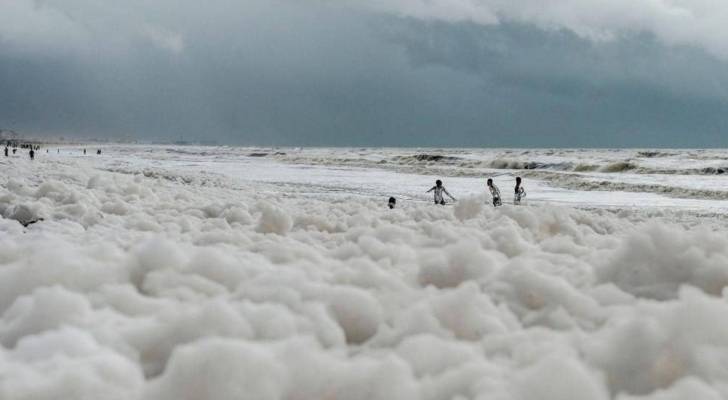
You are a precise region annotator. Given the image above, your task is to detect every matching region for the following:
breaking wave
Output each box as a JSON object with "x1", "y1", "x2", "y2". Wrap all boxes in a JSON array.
[
  {"x1": 599, "y1": 161, "x2": 638, "y2": 173},
  {"x1": 223, "y1": 148, "x2": 728, "y2": 178},
  {"x1": 392, "y1": 154, "x2": 463, "y2": 164},
  {"x1": 636, "y1": 150, "x2": 676, "y2": 158},
  {"x1": 526, "y1": 172, "x2": 728, "y2": 200},
  {"x1": 488, "y1": 159, "x2": 575, "y2": 171}
]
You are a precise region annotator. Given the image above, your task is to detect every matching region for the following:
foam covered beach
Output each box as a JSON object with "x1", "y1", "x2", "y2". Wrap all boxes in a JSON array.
[{"x1": 3, "y1": 147, "x2": 728, "y2": 399}]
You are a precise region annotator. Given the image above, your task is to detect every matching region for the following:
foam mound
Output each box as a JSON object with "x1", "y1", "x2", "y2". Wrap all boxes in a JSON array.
[{"x1": 2, "y1": 154, "x2": 728, "y2": 399}]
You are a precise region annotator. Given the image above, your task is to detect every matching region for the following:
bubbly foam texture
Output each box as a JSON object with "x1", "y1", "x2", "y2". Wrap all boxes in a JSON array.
[{"x1": 2, "y1": 151, "x2": 728, "y2": 399}]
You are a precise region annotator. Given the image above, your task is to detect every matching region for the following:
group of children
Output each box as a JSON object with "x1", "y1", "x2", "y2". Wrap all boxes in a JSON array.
[
  {"x1": 484, "y1": 177, "x2": 525, "y2": 207},
  {"x1": 387, "y1": 177, "x2": 526, "y2": 209}
]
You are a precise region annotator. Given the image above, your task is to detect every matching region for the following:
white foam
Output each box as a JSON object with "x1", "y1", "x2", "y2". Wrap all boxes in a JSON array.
[{"x1": 2, "y1": 148, "x2": 728, "y2": 399}]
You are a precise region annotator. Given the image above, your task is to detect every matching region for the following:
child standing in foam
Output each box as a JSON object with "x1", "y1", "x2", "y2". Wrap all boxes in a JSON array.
[
  {"x1": 487, "y1": 178, "x2": 502, "y2": 207},
  {"x1": 514, "y1": 176, "x2": 526, "y2": 205},
  {"x1": 427, "y1": 179, "x2": 456, "y2": 205}
]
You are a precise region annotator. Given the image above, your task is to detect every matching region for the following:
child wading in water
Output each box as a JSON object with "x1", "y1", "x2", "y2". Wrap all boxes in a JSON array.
[
  {"x1": 514, "y1": 177, "x2": 526, "y2": 205},
  {"x1": 487, "y1": 178, "x2": 502, "y2": 207},
  {"x1": 427, "y1": 180, "x2": 456, "y2": 205}
]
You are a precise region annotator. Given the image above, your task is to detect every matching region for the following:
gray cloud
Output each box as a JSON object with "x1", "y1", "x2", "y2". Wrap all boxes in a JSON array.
[
  {"x1": 357, "y1": 0, "x2": 728, "y2": 59},
  {"x1": 1, "y1": 0, "x2": 728, "y2": 147}
]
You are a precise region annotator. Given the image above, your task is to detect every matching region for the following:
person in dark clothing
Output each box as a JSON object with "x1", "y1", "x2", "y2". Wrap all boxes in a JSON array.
[
  {"x1": 97, "y1": 149, "x2": 101, "y2": 155},
  {"x1": 4, "y1": 147, "x2": 8, "y2": 157},
  {"x1": 388, "y1": 197, "x2": 397, "y2": 209},
  {"x1": 514, "y1": 177, "x2": 526, "y2": 205},
  {"x1": 29, "y1": 149, "x2": 34, "y2": 160},
  {"x1": 83, "y1": 149, "x2": 86, "y2": 155},
  {"x1": 427, "y1": 179, "x2": 456, "y2": 205}
]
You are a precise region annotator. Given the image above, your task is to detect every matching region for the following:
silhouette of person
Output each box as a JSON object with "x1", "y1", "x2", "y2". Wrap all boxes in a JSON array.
[
  {"x1": 29, "y1": 148, "x2": 34, "y2": 160},
  {"x1": 514, "y1": 177, "x2": 526, "y2": 205},
  {"x1": 388, "y1": 197, "x2": 396, "y2": 209},
  {"x1": 487, "y1": 178, "x2": 502, "y2": 207}
]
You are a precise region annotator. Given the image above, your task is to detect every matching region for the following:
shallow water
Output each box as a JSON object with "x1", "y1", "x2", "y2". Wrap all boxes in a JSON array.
[{"x1": 90, "y1": 145, "x2": 728, "y2": 212}]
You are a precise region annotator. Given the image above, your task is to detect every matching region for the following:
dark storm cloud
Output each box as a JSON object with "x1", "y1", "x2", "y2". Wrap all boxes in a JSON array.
[
  {"x1": 384, "y1": 21, "x2": 728, "y2": 146},
  {"x1": 1, "y1": 0, "x2": 728, "y2": 146}
]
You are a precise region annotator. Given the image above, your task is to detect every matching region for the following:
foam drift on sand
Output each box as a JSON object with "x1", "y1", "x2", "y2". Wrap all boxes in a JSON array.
[{"x1": 2, "y1": 155, "x2": 728, "y2": 399}]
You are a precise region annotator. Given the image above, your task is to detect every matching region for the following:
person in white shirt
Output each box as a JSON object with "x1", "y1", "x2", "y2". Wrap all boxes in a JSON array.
[
  {"x1": 427, "y1": 179, "x2": 456, "y2": 205},
  {"x1": 487, "y1": 178, "x2": 502, "y2": 207}
]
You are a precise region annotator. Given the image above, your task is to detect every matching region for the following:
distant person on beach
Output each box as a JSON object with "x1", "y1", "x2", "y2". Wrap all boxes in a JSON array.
[
  {"x1": 487, "y1": 178, "x2": 502, "y2": 207},
  {"x1": 29, "y1": 148, "x2": 34, "y2": 160},
  {"x1": 97, "y1": 149, "x2": 101, "y2": 155},
  {"x1": 514, "y1": 177, "x2": 526, "y2": 205},
  {"x1": 427, "y1": 179, "x2": 456, "y2": 205},
  {"x1": 4, "y1": 147, "x2": 7, "y2": 157},
  {"x1": 388, "y1": 197, "x2": 396, "y2": 209},
  {"x1": 84, "y1": 149, "x2": 86, "y2": 155}
]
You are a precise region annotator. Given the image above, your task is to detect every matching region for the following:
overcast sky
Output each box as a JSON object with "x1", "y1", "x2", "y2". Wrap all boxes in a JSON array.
[{"x1": 2, "y1": 0, "x2": 728, "y2": 147}]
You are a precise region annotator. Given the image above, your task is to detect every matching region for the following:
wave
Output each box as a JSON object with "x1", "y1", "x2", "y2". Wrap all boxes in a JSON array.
[
  {"x1": 227, "y1": 149, "x2": 728, "y2": 178},
  {"x1": 392, "y1": 154, "x2": 463, "y2": 164},
  {"x1": 488, "y1": 159, "x2": 575, "y2": 171},
  {"x1": 573, "y1": 164, "x2": 599, "y2": 172},
  {"x1": 164, "y1": 148, "x2": 211, "y2": 157},
  {"x1": 697, "y1": 167, "x2": 727, "y2": 175},
  {"x1": 599, "y1": 161, "x2": 638, "y2": 173},
  {"x1": 526, "y1": 171, "x2": 728, "y2": 200},
  {"x1": 636, "y1": 151, "x2": 676, "y2": 158},
  {"x1": 487, "y1": 160, "x2": 637, "y2": 174},
  {"x1": 248, "y1": 151, "x2": 286, "y2": 157}
]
